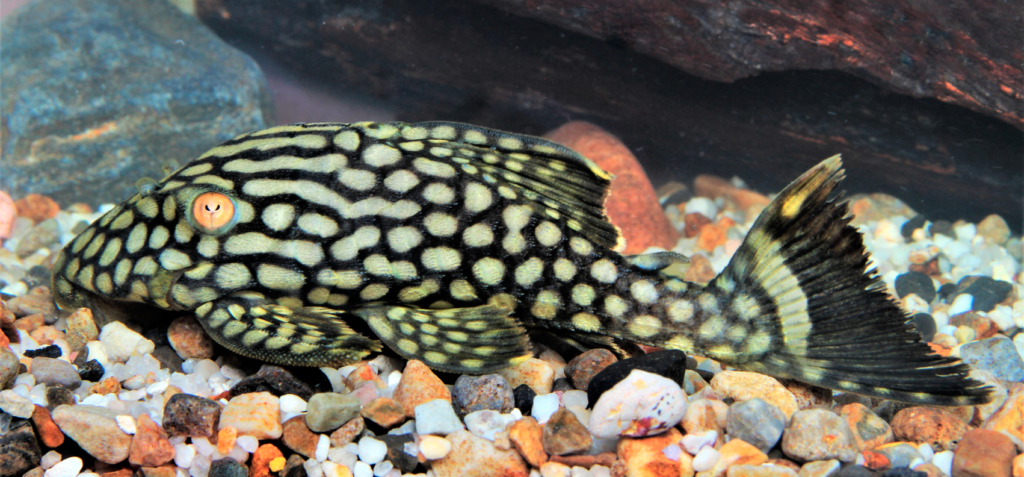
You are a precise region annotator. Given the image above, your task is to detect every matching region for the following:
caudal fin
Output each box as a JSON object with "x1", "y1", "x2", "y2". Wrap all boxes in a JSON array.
[{"x1": 714, "y1": 155, "x2": 990, "y2": 406}]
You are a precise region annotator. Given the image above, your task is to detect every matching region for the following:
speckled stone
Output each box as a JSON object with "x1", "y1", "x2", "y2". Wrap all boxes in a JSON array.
[
  {"x1": 513, "y1": 384, "x2": 537, "y2": 415},
  {"x1": 542, "y1": 407, "x2": 593, "y2": 456},
  {"x1": 782, "y1": 408, "x2": 858, "y2": 463},
  {"x1": 209, "y1": 458, "x2": 249, "y2": 477},
  {"x1": 64, "y1": 307, "x2": 98, "y2": 352},
  {"x1": 563, "y1": 349, "x2": 618, "y2": 392},
  {"x1": 0, "y1": 424, "x2": 42, "y2": 476},
  {"x1": 711, "y1": 371, "x2": 798, "y2": 419},
  {"x1": 305, "y1": 392, "x2": 361, "y2": 433},
  {"x1": 51, "y1": 404, "x2": 132, "y2": 464},
  {"x1": 0, "y1": 346, "x2": 18, "y2": 390},
  {"x1": 431, "y1": 430, "x2": 529, "y2": 477},
  {"x1": 452, "y1": 374, "x2": 515, "y2": 417},
  {"x1": 960, "y1": 335, "x2": 1024, "y2": 382},
  {"x1": 328, "y1": 416, "x2": 365, "y2": 448},
  {"x1": 617, "y1": 427, "x2": 693, "y2": 477},
  {"x1": 166, "y1": 315, "x2": 214, "y2": 360},
  {"x1": 497, "y1": 358, "x2": 556, "y2": 395},
  {"x1": 29, "y1": 357, "x2": 81, "y2": 388},
  {"x1": 726, "y1": 398, "x2": 786, "y2": 453},
  {"x1": 281, "y1": 415, "x2": 319, "y2": 458},
  {"x1": 890, "y1": 407, "x2": 966, "y2": 451},
  {"x1": 129, "y1": 413, "x2": 175, "y2": 467},
  {"x1": 219, "y1": 392, "x2": 282, "y2": 440},
  {"x1": 162, "y1": 393, "x2": 221, "y2": 438}
]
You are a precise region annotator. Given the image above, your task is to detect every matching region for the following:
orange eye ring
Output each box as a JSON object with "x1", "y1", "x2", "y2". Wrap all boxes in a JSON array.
[{"x1": 190, "y1": 192, "x2": 237, "y2": 235}]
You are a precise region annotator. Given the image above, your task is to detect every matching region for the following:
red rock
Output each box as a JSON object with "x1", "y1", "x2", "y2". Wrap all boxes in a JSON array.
[
  {"x1": 684, "y1": 253, "x2": 716, "y2": 284},
  {"x1": 166, "y1": 316, "x2": 214, "y2": 360},
  {"x1": 250, "y1": 443, "x2": 284, "y2": 477},
  {"x1": 860, "y1": 451, "x2": 889, "y2": 470},
  {"x1": 281, "y1": 415, "x2": 319, "y2": 458},
  {"x1": 509, "y1": 416, "x2": 548, "y2": 468},
  {"x1": 545, "y1": 121, "x2": 678, "y2": 254},
  {"x1": 983, "y1": 386, "x2": 1023, "y2": 443},
  {"x1": 329, "y1": 416, "x2": 365, "y2": 447},
  {"x1": 696, "y1": 222, "x2": 727, "y2": 252},
  {"x1": 14, "y1": 194, "x2": 59, "y2": 223},
  {"x1": 952, "y1": 429, "x2": 1016, "y2": 477},
  {"x1": 360, "y1": 396, "x2": 406, "y2": 428},
  {"x1": 393, "y1": 360, "x2": 451, "y2": 418},
  {"x1": 31, "y1": 405, "x2": 64, "y2": 448},
  {"x1": 101, "y1": 470, "x2": 134, "y2": 477},
  {"x1": 684, "y1": 211, "x2": 714, "y2": 238},
  {"x1": 129, "y1": 414, "x2": 176, "y2": 467},
  {"x1": 0, "y1": 190, "x2": 15, "y2": 239},
  {"x1": 890, "y1": 406, "x2": 967, "y2": 451},
  {"x1": 949, "y1": 312, "x2": 999, "y2": 340},
  {"x1": 564, "y1": 349, "x2": 618, "y2": 391}
]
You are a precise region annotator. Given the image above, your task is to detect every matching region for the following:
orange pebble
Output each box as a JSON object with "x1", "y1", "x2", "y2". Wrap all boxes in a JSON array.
[
  {"x1": 217, "y1": 426, "x2": 237, "y2": 454},
  {"x1": 683, "y1": 212, "x2": 712, "y2": 238},
  {"x1": 14, "y1": 193, "x2": 59, "y2": 223},
  {"x1": 861, "y1": 450, "x2": 889, "y2": 470},
  {"x1": 696, "y1": 223, "x2": 727, "y2": 252},
  {"x1": 251, "y1": 443, "x2": 284, "y2": 477},
  {"x1": 717, "y1": 216, "x2": 736, "y2": 229}
]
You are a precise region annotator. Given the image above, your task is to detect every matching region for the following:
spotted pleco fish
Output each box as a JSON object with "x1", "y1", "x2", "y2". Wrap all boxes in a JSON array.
[{"x1": 51, "y1": 121, "x2": 990, "y2": 406}]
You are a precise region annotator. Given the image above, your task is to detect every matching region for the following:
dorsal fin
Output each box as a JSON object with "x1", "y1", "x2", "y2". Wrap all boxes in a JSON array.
[{"x1": 402, "y1": 121, "x2": 623, "y2": 250}]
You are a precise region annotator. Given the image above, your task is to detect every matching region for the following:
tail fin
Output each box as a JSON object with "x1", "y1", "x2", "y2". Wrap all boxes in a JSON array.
[{"x1": 713, "y1": 155, "x2": 990, "y2": 406}]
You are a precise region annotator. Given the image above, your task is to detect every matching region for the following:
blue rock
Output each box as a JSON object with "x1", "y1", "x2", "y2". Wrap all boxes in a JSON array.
[
  {"x1": 725, "y1": 398, "x2": 786, "y2": 453},
  {"x1": 960, "y1": 336, "x2": 1024, "y2": 382},
  {"x1": 1, "y1": 0, "x2": 271, "y2": 204}
]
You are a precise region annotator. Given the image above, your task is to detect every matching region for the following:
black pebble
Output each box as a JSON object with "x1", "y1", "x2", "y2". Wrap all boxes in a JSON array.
[
  {"x1": 586, "y1": 350, "x2": 688, "y2": 406},
  {"x1": 901, "y1": 215, "x2": 927, "y2": 240},
  {"x1": 513, "y1": 384, "x2": 536, "y2": 414},
  {"x1": 909, "y1": 313, "x2": 937, "y2": 341},
  {"x1": 77, "y1": 359, "x2": 104, "y2": 382},
  {"x1": 46, "y1": 386, "x2": 75, "y2": 409},
  {"x1": 938, "y1": 283, "x2": 958, "y2": 303},
  {"x1": 380, "y1": 434, "x2": 419, "y2": 473},
  {"x1": 881, "y1": 468, "x2": 927, "y2": 477},
  {"x1": 229, "y1": 365, "x2": 314, "y2": 400},
  {"x1": 955, "y1": 276, "x2": 1013, "y2": 312},
  {"x1": 24, "y1": 345, "x2": 61, "y2": 359},
  {"x1": 929, "y1": 220, "x2": 954, "y2": 238},
  {"x1": 551, "y1": 377, "x2": 575, "y2": 392},
  {"x1": 209, "y1": 458, "x2": 248, "y2": 477},
  {"x1": 836, "y1": 464, "x2": 879, "y2": 477},
  {"x1": 894, "y1": 271, "x2": 936, "y2": 302}
]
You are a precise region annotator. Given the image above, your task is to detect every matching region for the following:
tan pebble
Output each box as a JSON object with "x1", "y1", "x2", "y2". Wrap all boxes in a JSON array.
[
  {"x1": 420, "y1": 434, "x2": 453, "y2": 460},
  {"x1": 129, "y1": 414, "x2": 175, "y2": 467},
  {"x1": 710, "y1": 371, "x2": 798, "y2": 418},
  {"x1": 796, "y1": 459, "x2": 840, "y2": 477},
  {"x1": 496, "y1": 358, "x2": 555, "y2": 395},
  {"x1": 509, "y1": 416, "x2": 548, "y2": 468},
  {"x1": 167, "y1": 316, "x2": 214, "y2": 360},
  {"x1": 617, "y1": 428, "x2": 694, "y2": 477},
  {"x1": 891, "y1": 407, "x2": 967, "y2": 451},
  {"x1": 329, "y1": 416, "x2": 365, "y2": 447},
  {"x1": 431, "y1": 430, "x2": 529, "y2": 477},
  {"x1": 360, "y1": 396, "x2": 406, "y2": 428},
  {"x1": 837, "y1": 403, "x2": 893, "y2": 451},
  {"x1": 977, "y1": 214, "x2": 1011, "y2": 244},
  {"x1": 953, "y1": 429, "x2": 1016, "y2": 477},
  {"x1": 393, "y1": 360, "x2": 451, "y2": 417},
  {"x1": 218, "y1": 392, "x2": 282, "y2": 440},
  {"x1": 65, "y1": 308, "x2": 98, "y2": 352}
]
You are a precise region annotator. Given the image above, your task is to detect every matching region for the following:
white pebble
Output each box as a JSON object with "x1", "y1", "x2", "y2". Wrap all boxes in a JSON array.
[
  {"x1": 41, "y1": 450, "x2": 62, "y2": 469},
  {"x1": 591, "y1": 465, "x2": 611, "y2": 477},
  {"x1": 358, "y1": 435, "x2": 388, "y2": 465},
  {"x1": 315, "y1": 434, "x2": 331, "y2": 462},
  {"x1": 692, "y1": 446, "x2": 720, "y2": 472},
  {"x1": 321, "y1": 367, "x2": 345, "y2": 393},
  {"x1": 571, "y1": 466, "x2": 592, "y2": 477},
  {"x1": 321, "y1": 460, "x2": 347, "y2": 477},
  {"x1": 280, "y1": 394, "x2": 309, "y2": 414},
  {"x1": 662, "y1": 443, "x2": 683, "y2": 461},
  {"x1": 192, "y1": 437, "x2": 216, "y2": 456},
  {"x1": 932, "y1": 450, "x2": 954, "y2": 476},
  {"x1": 99, "y1": 321, "x2": 154, "y2": 362},
  {"x1": 681, "y1": 430, "x2": 717, "y2": 455},
  {"x1": 235, "y1": 435, "x2": 259, "y2": 453},
  {"x1": 172, "y1": 442, "x2": 193, "y2": 466},
  {"x1": 419, "y1": 435, "x2": 452, "y2": 460},
  {"x1": 374, "y1": 460, "x2": 394, "y2": 476},
  {"x1": 353, "y1": 461, "x2": 373, "y2": 477},
  {"x1": 115, "y1": 415, "x2": 137, "y2": 435},
  {"x1": 915, "y1": 443, "x2": 934, "y2": 463},
  {"x1": 465, "y1": 410, "x2": 507, "y2": 441},
  {"x1": 193, "y1": 359, "x2": 220, "y2": 380},
  {"x1": 954, "y1": 223, "x2": 976, "y2": 242},
  {"x1": 43, "y1": 457, "x2": 83, "y2": 477},
  {"x1": 189, "y1": 453, "x2": 211, "y2": 477},
  {"x1": 985, "y1": 306, "x2": 1014, "y2": 331},
  {"x1": 561, "y1": 390, "x2": 588, "y2": 409},
  {"x1": 304, "y1": 458, "x2": 325, "y2": 477},
  {"x1": 684, "y1": 197, "x2": 718, "y2": 220},
  {"x1": 531, "y1": 393, "x2": 561, "y2": 424},
  {"x1": 948, "y1": 294, "x2": 973, "y2": 315}
]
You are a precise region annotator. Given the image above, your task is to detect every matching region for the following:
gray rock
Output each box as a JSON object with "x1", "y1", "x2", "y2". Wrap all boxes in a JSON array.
[
  {"x1": 414, "y1": 399, "x2": 465, "y2": 436},
  {"x1": 726, "y1": 398, "x2": 786, "y2": 453},
  {"x1": 452, "y1": 374, "x2": 514, "y2": 417},
  {"x1": 0, "y1": 0, "x2": 272, "y2": 205},
  {"x1": 0, "y1": 347, "x2": 19, "y2": 390},
  {"x1": 875, "y1": 442, "x2": 922, "y2": 469},
  {"x1": 782, "y1": 408, "x2": 858, "y2": 463},
  {"x1": 960, "y1": 336, "x2": 1024, "y2": 382},
  {"x1": 0, "y1": 390, "x2": 34, "y2": 418},
  {"x1": 305, "y1": 392, "x2": 361, "y2": 433},
  {"x1": 29, "y1": 357, "x2": 81, "y2": 388},
  {"x1": 209, "y1": 457, "x2": 249, "y2": 477}
]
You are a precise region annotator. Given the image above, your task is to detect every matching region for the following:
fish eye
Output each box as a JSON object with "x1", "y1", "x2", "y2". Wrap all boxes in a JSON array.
[{"x1": 190, "y1": 191, "x2": 237, "y2": 235}]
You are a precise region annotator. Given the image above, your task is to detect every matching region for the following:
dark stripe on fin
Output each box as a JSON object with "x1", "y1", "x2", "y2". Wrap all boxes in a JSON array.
[{"x1": 718, "y1": 155, "x2": 991, "y2": 406}]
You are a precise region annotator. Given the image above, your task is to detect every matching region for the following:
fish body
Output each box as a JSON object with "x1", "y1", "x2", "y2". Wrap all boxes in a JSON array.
[{"x1": 52, "y1": 121, "x2": 989, "y2": 405}]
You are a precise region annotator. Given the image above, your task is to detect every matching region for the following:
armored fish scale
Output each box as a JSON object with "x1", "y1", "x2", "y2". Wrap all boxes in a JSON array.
[{"x1": 51, "y1": 121, "x2": 990, "y2": 406}]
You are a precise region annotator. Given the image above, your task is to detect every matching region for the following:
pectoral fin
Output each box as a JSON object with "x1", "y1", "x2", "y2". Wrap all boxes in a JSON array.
[{"x1": 353, "y1": 304, "x2": 532, "y2": 374}]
